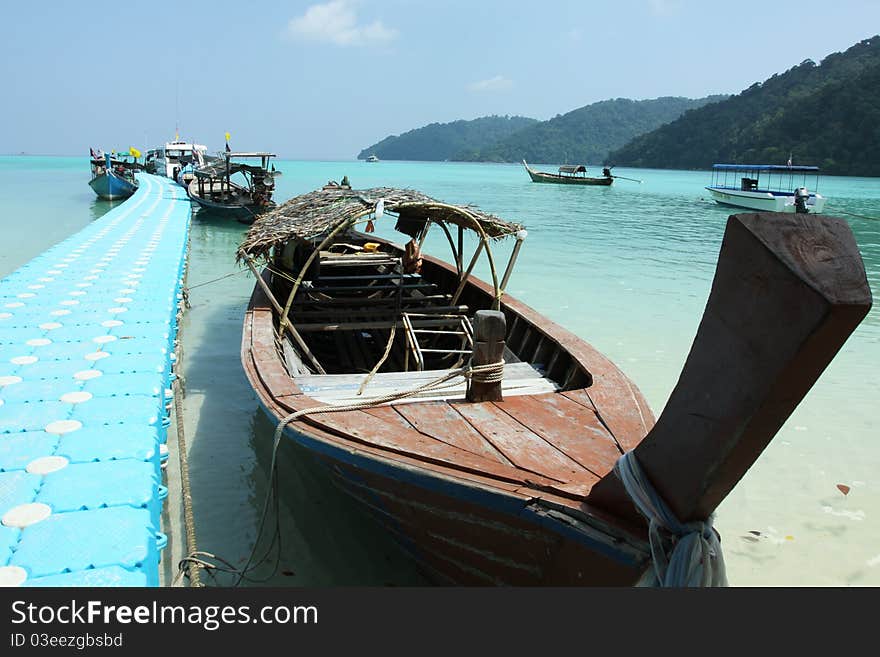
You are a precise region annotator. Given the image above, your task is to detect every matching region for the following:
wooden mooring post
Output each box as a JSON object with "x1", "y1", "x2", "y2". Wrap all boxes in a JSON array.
[{"x1": 467, "y1": 310, "x2": 506, "y2": 402}]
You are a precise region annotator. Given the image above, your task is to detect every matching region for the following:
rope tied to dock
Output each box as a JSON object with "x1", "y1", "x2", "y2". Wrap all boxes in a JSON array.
[{"x1": 615, "y1": 450, "x2": 728, "y2": 587}]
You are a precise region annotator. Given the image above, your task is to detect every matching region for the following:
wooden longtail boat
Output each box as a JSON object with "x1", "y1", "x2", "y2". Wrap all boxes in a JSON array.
[
  {"x1": 88, "y1": 151, "x2": 140, "y2": 200},
  {"x1": 187, "y1": 152, "x2": 279, "y2": 222},
  {"x1": 522, "y1": 159, "x2": 613, "y2": 186},
  {"x1": 237, "y1": 186, "x2": 871, "y2": 585}
]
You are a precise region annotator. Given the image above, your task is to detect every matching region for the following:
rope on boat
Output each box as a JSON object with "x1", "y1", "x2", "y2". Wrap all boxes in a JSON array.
[
  {"x1": 357, "y1": 324, "x2": 397, "y2": 396},
  {"x1": 615, "y1": 450, "x2": 728, "y2": 587},
  {"x1": 282, "y1": 359, "x2": 505, "y2": 425},
  {"x1": 469, "y1": 362, "x2": 505, "y2": 385}
]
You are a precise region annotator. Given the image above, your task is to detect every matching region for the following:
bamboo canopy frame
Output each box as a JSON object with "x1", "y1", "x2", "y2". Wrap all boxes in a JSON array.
[
  {"x1": 237, "y1": 187, "x2": 523, "y2": 259},
  {"x1": 237, "y1": 187, "x2": 528, "y2": 345}
]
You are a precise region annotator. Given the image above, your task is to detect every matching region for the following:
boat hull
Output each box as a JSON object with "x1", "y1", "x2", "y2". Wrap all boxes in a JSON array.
[
  {"x1": 526, "y1": 169, "x2": 613, "y2": 185},
  {"x1": 241, "y1": 235, "x2": 657, "y2": 585},
  {"x1": 88, "y1": 171, "x2": 138, "y2": 200},
  {"x1": 186, "y1": 179, "x2": 274, "y2": 222},
  {"x1": 522, "y1": 161, "x2": 613, "y2": 186},
  {"x1": 706, "y1": 187, "x2": 827, "y2": 213},
  {"x1": 262, "y1": 400, "x2": 648, "y2": 585}
]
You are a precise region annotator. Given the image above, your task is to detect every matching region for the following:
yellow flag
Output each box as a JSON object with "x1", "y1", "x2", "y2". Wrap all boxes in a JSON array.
[
  {"x1": 225, "y1": 132, "x2": 231, "y2": 142},
  {"x1": 129, "y1": 146, "x2": 142, "y2": 158}
]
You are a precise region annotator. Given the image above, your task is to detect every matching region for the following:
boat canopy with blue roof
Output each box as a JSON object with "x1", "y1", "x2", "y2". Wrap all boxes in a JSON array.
[
  {"x1": 705, "y1": 162, "x2": 826, "y2": 213},
  {"x1": 712, "y1": 163, "x2": 819, "y2": 173}
]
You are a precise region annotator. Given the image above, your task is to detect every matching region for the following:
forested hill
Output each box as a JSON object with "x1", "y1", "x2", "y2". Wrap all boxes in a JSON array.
[
  {"x1": 357, "y1": 116, "x2": 538, "y2": 161},
  {"x1": 456, "y1": 96, "x2": 726, "y2": 164},
  {"x1": 607, "y1": 36, "x2": 880, "y2": 176},
  {"x1": 357, "y1": 97, "x2": 723, "y2": 164}
]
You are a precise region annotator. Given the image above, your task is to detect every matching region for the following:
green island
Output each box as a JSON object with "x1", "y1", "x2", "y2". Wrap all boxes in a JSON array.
[
  {"x1": 608, "y1": 35, "x2": 880, "y2": 176},
  {"x1": 359, "y1": 35, "x2": 880, "y2": 177},
  {"x1": 358, "y1": 97, "x2": 723, "y2": 165}
]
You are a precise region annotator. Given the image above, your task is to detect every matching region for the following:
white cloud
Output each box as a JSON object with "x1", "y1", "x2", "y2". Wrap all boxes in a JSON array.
[
  {"x1": 287, "y1": 1, "x2": 398, "y2": 47},
  {"x1": 468, "y1": 75, "x2": 513, "y2": 92}
]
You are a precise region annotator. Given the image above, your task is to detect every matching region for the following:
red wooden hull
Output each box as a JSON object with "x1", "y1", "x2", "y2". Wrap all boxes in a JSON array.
[
  {"x1": 305, "y1": 442, "x2": 648, "y2": 585},
  {"x1": 242, "y1": 239, "x2": 656, "y2": 585}
]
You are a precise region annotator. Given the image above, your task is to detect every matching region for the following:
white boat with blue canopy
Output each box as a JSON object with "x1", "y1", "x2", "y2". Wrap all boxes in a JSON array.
[{"x1": 706, "y1": 163, "x2": 827, "y2": 213}]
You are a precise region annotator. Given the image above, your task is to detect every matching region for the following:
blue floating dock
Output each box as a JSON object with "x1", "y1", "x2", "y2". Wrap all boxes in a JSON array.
[{"x1": 0, "y1": 173, "x2": 189, "y2": 587}]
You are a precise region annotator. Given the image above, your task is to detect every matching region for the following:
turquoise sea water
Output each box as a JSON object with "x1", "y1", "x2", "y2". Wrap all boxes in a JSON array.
[{"x1": 2, "y1": 156, "x2": 878, "y2": 586}]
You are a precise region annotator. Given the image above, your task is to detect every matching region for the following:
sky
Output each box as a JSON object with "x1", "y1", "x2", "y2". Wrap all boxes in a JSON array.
[{"x1": 1, "y1": 0, "x2": 879, "y2": 159}]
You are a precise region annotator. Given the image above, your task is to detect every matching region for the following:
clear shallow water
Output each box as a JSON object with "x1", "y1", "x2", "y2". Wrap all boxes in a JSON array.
[{"x1": 2, "y1": 156, "x2": 878, "y2": 586}]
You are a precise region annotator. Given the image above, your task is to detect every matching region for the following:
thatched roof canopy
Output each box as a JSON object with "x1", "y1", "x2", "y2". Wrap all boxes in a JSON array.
[{"x1": 237, "y1": 186, "x2": 524, "y2": 262}]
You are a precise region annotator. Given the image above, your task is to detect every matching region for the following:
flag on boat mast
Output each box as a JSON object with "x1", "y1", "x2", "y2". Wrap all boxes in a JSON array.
[{"x1": 225, "y1": 132, "x2": 231, "y2": 153}]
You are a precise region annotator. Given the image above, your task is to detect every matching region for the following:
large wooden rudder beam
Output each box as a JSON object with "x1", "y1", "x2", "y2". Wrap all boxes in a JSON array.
[{"x1": 589, "y1": 212, "x2": 873, "y2": 523}]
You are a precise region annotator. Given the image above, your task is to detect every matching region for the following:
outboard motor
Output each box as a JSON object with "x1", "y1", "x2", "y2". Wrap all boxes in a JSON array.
[{"x1": 794, "y1": 187, "x2": 810, "y2": 214}]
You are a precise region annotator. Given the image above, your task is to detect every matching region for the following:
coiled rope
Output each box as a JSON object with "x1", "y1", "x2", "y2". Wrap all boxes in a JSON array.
[
  {"x1": 615, "y1": 450, "x2": 728, "y2": 587},
  {"x1": 470, "y1": 363, "x2": 505, "y2": 385}
]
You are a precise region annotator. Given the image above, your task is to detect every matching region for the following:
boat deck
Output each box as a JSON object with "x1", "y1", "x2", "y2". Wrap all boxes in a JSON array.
[
  {"x1": 370, "y1": 389, "x2": 626, "y2": 482},
  {"x1": 246, "y1": 302, "x2": 638, "y2": 495},
  {"x1": 0, "y1": 173, "x2": 189, "y2": 587}
]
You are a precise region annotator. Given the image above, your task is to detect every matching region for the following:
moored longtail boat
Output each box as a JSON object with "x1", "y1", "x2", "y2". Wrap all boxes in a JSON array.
[
  {"x1": 237, "y1": 185, "x2": 871, "y2": 585},
  {"x1": 187, "y1": 151, "x2": 279, "y2": 222},
  {"x1": 522, "y1": 159, "x2": 613, "y2": 186},
  {"x1": 88, "y1": 150, "x2": 140, "y2": 200}
]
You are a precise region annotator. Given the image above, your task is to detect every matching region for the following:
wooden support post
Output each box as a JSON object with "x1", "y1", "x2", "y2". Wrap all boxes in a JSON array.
[
  {"x1": 467, "y1": 310, "x2": 506, "y2": 402},
  {"x1": 457, "y1": 225, "x2": 464, "y2": 276},
  {"x1": 418, "y1": 219, "x2": 432, "y2": 249},
  {"x1": 243, "y1": 256, "x2": 327, "y2": 375},
  {"x1": 451, "y1": 240, "x2": 484, "y2": 306},
  {"x1": 499, "y1": 229, "x2": 527, "y2": 295}
]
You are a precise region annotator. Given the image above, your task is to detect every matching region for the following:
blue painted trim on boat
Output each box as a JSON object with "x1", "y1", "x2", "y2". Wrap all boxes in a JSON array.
[
  {"x1": 255, "y1": 401, "x2": 643, "y2": 571},
  {"x1": 706, "y1": 186, "x2": 818, "y2": 198}
]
